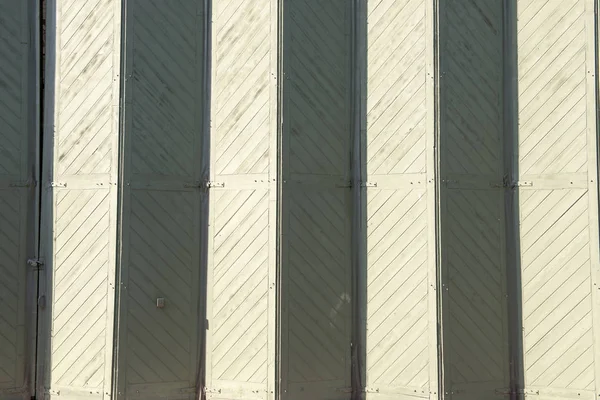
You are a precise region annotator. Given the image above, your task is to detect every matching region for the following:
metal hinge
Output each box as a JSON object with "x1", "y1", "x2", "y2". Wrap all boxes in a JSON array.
[
  {"x1": 48, "y1": 181, "x2": 67, "y2": 188},
  {"x1": 27, "y1": 258, "x2": 45, "y2": 269},
  {"x1": 361, "y1": 181, "x2": 378, "y2": 187},
  {"x1": 502, "y1": 175, "x2": 533, "y2": 189},
  {"x1": 206, "y1": 181, "x2": 225, "y2": 188},
  {"x1": 184, "y1": 181, "x2": 225, "y2": 189},
  {"x1": 513, "y1": 180, "x2": 533, "y2": 187}
]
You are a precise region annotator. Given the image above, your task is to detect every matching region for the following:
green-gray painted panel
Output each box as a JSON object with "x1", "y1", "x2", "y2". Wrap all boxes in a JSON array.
[
  {"x1": 280, "y1": 1, "x2": 353, "y2": 399},
  {"x1": 114, "y1": 1, "x2": 205, "y2": 398},
  {"x1": 0, "y1": 0, "x2": 37, "y2": 398},
  {"x1": 439, "y1": 0, "x2": 510, "y2": 398}
]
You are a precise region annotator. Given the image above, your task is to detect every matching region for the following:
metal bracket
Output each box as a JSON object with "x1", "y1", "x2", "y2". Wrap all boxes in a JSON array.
[
  {"x1": 156, "y1": 298, "x2": 165, "y2": 308},
  {"x1": 27, "y1": 258, "x2": 45, "y2": 269},
  {"x1": 363, "y1": 387, "x2": 380, "y2": 393},
  {"x1": 205, "y1": 181, "x2": 225, "y2": 188},
  {"x1": 184, "y1": 181, "x2": 225, "y2": 189},
  {"x1": 48, "y1": 182, "x2": 67, "y2": 188},
  {"x1": 361, "y1": 182, "x2": 378, "y2": 187},
  {"x1": 514, "y1": 180, "x2": 533, "y2": 187}
]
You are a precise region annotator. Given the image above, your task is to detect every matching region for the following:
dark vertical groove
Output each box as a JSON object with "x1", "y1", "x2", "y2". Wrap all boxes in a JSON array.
[
  {"x1": 350, "y1": 0, "x2": 366, "y2": 398},
  {"x1": 111, "y1": 0, "x2": 127, "y2": 397},
  {"x1": 197, "y1": 0, "x2": 212, "y2": 398},
  {"x1": 32, "y1": 0, "x2": 46, "y2": 396},
  {"x1": 502, "y1": 0, "x2": 524, "y2": 399},
  {"x1": 594, "y1": 0, "x2": 600, "y2": 216},
  {"x1": 275, "y1": 0, "x2": 284, "y2": 397},
  {"x1": 432, "y1": 0, "x2": 444, "y2": 398},
  {"x1": 36, "y1": 0, "x2": 56, "y2": 394}
]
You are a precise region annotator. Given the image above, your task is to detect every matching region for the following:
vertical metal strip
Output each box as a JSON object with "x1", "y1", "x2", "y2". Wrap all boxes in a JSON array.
[
  {"x1": 585, "y1": 0, "x2": 600, "y2": 396},
  {"x1": 269, "y1": 0, "x2": 280, "y2": 398},
  {"x1": 350, "y1": 0, "x2": 366, "y2": 397},
  {"x1": 496, "y1": 2, "x2": 512, "y2": 394},
  {"x1": 189, "y1": 1, "x2": 206, "y2": 394},
  {"x1": 27, "y1": 0, "x2": 42, "y2": 393},
  {"x1": 105, "y1": 0, "x2": 122, "y2": 397},
  {"x1": 433, "y1": 0, "x2": 446, "y2": 397},
  {"x1": 36, "y1": 0, "x2": 58, "y2": 393},
  {"x1": 197, "y1": 0, "x2": 212, "y2": 395},
  {"x1": 113, "y1": 0, "x2": 131, "y2": 396},
  {"x1": 204, "y1": 0, "x2": 218, "y2": 390},
  {"x1": 426, "y1": 0, "x2": 441, "y2": 398},
  {"x1": 277, "y1": 0, "x2": 289, "y2": 396},
  {"x1": 502, "y1": 0, "x2": 523, "y2": 398},
  {"x1": 36, "y1": 0, "x2": 51, "y2": 394}
]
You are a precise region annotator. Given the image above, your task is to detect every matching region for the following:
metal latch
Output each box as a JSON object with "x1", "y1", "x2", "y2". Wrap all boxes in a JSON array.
[{"x1": 27, "y1": 258, "x2": 45, "y2": 269}]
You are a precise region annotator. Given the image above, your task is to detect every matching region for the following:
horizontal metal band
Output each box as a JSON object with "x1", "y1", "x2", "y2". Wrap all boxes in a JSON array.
[
  {"x1": 45, "y1": 174, "x2": 113, "y2": 190},
  {"x1": 517, "y1": 173, "x2": 589, "y2": 190},
  {"x1": 363, "y1": 174, "x2": 428, "y2": 189}
]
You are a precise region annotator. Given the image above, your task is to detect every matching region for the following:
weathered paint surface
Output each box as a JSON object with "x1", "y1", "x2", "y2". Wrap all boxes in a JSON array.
[
  {"x1": 37, "y1": 0, "x2": 121, "y2": 398},
  {"x1": 203, "y1": 0, "x2": 278, "y2": 399},
  {"x1": 517, "y1": 1, "x2": 600, "y2": 399},
  {"x1": 0, "y1": 0, "x2": 37, "y2": 399},
  {"x1": 114, "y1": 1, "x2": 205, "y2": 399},
  {"x1": 280, "y1": 1, "x2": 353, "y2": 399},
  {"x1": 363, "y1": 0, "x2": 438, "y2": 399},
  {"x1": 438, "y1": 0, "x2": 511, "y2": 399},
  {"x1": 2, "y1": 1, "x2": 600, "y2": 400}
]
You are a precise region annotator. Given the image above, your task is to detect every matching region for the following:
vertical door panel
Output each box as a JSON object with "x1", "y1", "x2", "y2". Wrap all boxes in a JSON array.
[
  {"x1": 115, "y1": 0, "x2": 205, "y2": 398},
  {"x1": 363, "y1": 0, "x2": 438, "y2": 398},
  {"x1": 439, "y1": 0, "x2": 510, "y2": 398},
  {"x1": 204, "y1": 0, "x2": 278, "y2": 398},
  {"x1": 38, "y1": 0, "x2": 121, "y2": 398},
  {"x1": 516, "y1": 0, "x2": 600, "y2": 398},
  {"x1": 280, "y1": 1, "x2": 353, "y2": 398},
  {"x1": 0, "y1": 2, "x2": 38, "y2": 397}
]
